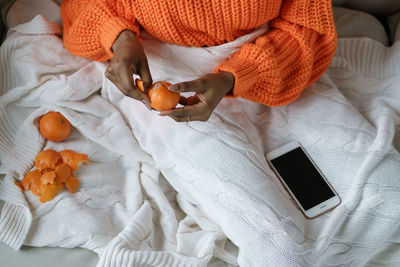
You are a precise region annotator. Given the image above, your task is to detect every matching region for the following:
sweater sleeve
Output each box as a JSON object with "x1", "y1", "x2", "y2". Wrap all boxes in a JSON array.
[
  {"x1": 215, "y1": 0, "x2": 337, "y2": 106},
  {"x1": 61, "y1": 0, "x2": 140, "y2": 62}
]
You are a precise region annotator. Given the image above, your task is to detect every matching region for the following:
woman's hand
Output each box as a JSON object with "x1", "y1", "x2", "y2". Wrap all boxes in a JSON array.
[
  {"x1": 105, "y1": 30, "x2": 152, "y2": 108},
  {"x1": 159, "y1": 72, "x2": 235, "y2": 122}
]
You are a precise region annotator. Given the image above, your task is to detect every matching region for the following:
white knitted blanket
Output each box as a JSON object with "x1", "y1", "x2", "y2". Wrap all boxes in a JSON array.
[{"x1": 1, "y1": 15, "x2": 400, "y2": 267}]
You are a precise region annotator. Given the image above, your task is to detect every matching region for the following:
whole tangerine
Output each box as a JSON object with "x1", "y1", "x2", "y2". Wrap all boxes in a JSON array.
[
  {"x1": 39, "y1": 112, "x2": 71, "y2": 142},
  {"x1": 136, "y1": 79, "x2": 180, "y2": 111}
]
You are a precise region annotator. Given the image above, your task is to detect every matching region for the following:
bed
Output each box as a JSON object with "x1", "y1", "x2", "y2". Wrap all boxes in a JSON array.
[{"x1": 1, "y1": 1, "x2": 400, "y2": 266}]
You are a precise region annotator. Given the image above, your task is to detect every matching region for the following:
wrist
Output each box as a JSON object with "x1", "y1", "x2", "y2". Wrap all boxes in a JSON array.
[
  {"x1": 219, "y1": 71, "x2": 235, "y2": 95},
  {"x1": 112, "y1": 30, "x2": 139, "y2": 52}
]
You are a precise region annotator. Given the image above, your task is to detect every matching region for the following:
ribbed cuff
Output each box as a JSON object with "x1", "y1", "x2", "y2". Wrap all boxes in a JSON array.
[
  {"x1": 330, "y1": 38, "x2": 400, "y2": 77},
  {"x1": 0, "y1": 105, "x2": 42, "y2": 176},
  {"x1": 0, "y1": 175, "x2": 32, "y2": 250},
  {"x1": 215, "y1": 57, "x2": 259, "y2": 97},
  {"x1": 100, "y1": 17, "x2": 140, "y2": 58},
  {"x1": 98, "y1": 202, "x2": 209, "y2": 267}
]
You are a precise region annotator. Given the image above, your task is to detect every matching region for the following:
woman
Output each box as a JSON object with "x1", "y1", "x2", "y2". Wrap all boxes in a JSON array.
[{"x1": 61, "y1": 0, "x2": 336, "y2": 122}]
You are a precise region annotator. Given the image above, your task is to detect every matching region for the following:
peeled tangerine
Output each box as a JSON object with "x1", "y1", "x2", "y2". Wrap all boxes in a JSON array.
[
  {"x1": 136, "y1": 79, "x2": 180, "y2": 111},
  {"x1": 16, "y1": 149, "x2": 89, "y2": 203}
]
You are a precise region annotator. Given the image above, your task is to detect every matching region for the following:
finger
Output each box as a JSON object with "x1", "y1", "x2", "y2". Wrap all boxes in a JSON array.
[
  {"x1": 167, "y1": 114, "x2": 209, "y2": 122},
  {"x1": 106, "y1": 69, "x2": 136, "y2": 97},
  {"x1": 168, "y1": 79, "x2": 204, "y2": 93},
  {"x1": 116, "y1": 63, "x2": 136, "y2": 92},
  {"x1": 139, "y1": 62, "x2": 153, "y2": 93},
  {"x1": 158, "y1": 102, "x2": 205, "y2": 117},
  {"x1": 118, "y1": 66, "x2": 151, "y2": 105}
]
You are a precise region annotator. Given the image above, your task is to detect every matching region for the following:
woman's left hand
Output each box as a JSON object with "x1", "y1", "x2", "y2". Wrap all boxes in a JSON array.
[{"x1": 159, "y1": 72, "x2": 235, "y2": 122}]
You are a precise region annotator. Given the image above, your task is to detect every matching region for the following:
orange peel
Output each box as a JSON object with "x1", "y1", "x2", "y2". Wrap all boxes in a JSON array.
[
  {"x1": 60, "y1": 150, "x2": 89, "y2": 171},
  {"x1": 136, "y1": 78, "x2": 145, "y2": 92},
  {"x1": 30, "y1": 171, "x2": 42, "y2": 196},
  {"x1": 21, "y1": 169, "x2": 41, "y2": 191},
  {"x1": 40, "y1": 183, "x2": 64, "y2": 203},
  {"x1": 54, "y1": 164, "x2": 71, "y2": 184},
  {"x1": 22, "y1": 149, "x2": 88, "y2": 202},
  {"x1": 14, "y1": 181, "x2": 24, "y2": 191},
  {"x1": 34, "y1": 149, "x2": 62, "y2": 170},
  {"x1": 41, "y1": 170, "x2": 56, "y2": 185},
  {"x1": 65, "y1": 176, "x2": 80, "y2": 194}
]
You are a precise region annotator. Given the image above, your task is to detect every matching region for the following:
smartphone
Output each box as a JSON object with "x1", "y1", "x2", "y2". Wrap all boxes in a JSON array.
[{"x1": 266, "y1": 141, "x2": 341, "y2": 219}]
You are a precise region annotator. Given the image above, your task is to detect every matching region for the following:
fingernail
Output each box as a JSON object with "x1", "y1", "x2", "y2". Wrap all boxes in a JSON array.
[{"x1": 168, "y1": 84, "x2": 179, "y2": 91}]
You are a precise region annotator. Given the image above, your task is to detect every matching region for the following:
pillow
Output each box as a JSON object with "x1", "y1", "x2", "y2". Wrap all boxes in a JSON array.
[
  {"x1": 333, "y1": 6, "x2": 389, "y2": 46},
  {"x1": 388, "y1": 12, "x2": 400, "y2": 42}
]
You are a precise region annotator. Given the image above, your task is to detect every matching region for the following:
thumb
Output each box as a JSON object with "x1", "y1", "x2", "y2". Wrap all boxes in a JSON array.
[
  {"x1": 139, "y1": 63, "x2": 153, "y2": 93},
  {"x1": 168, "y1": 79, "x2": 204, "y2": 93}
]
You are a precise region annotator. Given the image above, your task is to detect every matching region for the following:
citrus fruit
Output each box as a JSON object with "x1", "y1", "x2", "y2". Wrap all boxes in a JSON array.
[
  {"x1": 39, "y1": 112, "x2": 71, "y2": 142},
  {"x1": 136, "y1": 79, "x2": 180, "y2": 111}
]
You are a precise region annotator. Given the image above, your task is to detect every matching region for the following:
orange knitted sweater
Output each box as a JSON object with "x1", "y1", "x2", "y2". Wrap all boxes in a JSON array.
[{"x1": 61, "y1": 0, "x2": 336, "y2": 106}]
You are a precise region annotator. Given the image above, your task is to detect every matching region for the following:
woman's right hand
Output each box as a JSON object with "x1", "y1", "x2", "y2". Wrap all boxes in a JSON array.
[{"x1": 105, "y1": 30, "x2": 153, "y2": 108}]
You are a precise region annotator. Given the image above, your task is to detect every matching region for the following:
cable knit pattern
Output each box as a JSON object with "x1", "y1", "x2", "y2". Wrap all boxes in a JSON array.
[{"x1": 61, "y1": 0, "x2": 336, "y2": 106}]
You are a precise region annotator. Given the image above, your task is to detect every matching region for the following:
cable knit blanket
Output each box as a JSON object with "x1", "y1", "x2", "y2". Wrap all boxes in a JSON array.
[{"x1": 1, "y1": 15, "x2": 400, "y2": 267}]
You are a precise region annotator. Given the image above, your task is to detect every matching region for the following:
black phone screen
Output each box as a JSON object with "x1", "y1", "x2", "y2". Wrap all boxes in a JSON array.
[{"x1": 270, "y1": 147, "x2": 335, "y2": 210}]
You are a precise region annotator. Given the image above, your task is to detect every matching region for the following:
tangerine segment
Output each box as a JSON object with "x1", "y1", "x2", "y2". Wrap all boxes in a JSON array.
[
  {"x1": 31, "y1": 171, "x2": 42, "y2": 196},
  {"x1": 54, "y1": 164, "x2": 71, "y2": 184},
  {"x1": 148, "y1": 81, "x2": 180, "y2": 111},
  {"x1": 65, "y1": 176, "x2": 80, "y2": 194},
  {"x1": 40, "y1": 183, "x2": 63, "y2": 203},
  {"x1": 41, "y1": 171, "x2": 56, "y2": 185},
  {"x1": 34, "y1": 150, "x2": 62, "y2": 170},
  {"x1": 39, "y1": 112, "x2": 71, "y2": 142},
  {"x1": 60, "y1": 150, "x2": 89, "y2": 171},
  {"x1": 21, "y1": 169, "x2": 41, "y2": 191}
]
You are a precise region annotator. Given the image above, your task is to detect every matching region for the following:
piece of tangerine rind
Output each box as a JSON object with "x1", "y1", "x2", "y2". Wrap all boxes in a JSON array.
[
  {"x1": 41, "y1": 170, "x2": 56, "y2": 185},
  {"x1": 21, "y1": 169, "x2": 41, "y2": 191},
  {"x1": 14, "y1": 181, "x2": 24, "y2": 191},
  {"x1": 65, "y1": 176, "x2": 80, "y2": 194},
  {"x1": 40, "y1": 183, "x2": 63, "y2": 203},
  {"x1": 136, "y1": 79, "x2": 145, "y2": 92},
  {"x1": 54, "y1": 164, "x2": 71, "y2": 184},
  {"x1": 34, "y1": 149, "x2": 62, "y2": 170},
  {"x1": 31, "y1": 172, "x2": 42, "y2": 196},
  {"x1": 60, "y1": 150, "x2": 89, "y2": 171}
]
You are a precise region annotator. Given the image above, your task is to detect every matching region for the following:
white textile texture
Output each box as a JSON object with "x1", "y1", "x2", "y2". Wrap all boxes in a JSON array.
[{"x1": 0, "y1": 14, "x2": 400, "y2": 267}]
